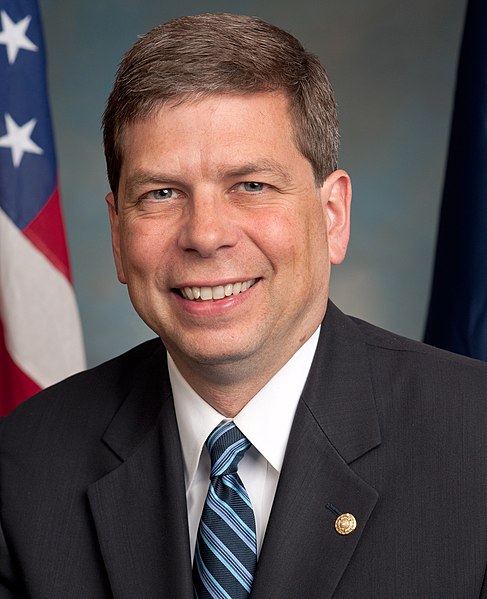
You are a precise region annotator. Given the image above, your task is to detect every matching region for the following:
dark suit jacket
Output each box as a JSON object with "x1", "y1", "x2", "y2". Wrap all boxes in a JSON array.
[{"x1": 1, "y1": 303, "x2": 487, "y2": 598}]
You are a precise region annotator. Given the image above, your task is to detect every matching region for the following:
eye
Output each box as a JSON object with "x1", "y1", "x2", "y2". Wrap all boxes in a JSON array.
[
  {"x1": 240, "y1": 182, "x2": 266, "y2": 192},
  {"x1": 145, "y1": 188, "x2": 181, "y2": 201}
]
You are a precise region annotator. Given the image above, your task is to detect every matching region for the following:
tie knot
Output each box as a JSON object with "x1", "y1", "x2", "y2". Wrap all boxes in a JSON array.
[{"x1": 206, "y1": 421, "x2": 251, "y2": 477}]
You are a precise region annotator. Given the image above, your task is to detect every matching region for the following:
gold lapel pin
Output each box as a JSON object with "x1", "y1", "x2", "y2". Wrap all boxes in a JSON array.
[{"x1": 335, "y1": 513, "x2": 357, "y2": 535}]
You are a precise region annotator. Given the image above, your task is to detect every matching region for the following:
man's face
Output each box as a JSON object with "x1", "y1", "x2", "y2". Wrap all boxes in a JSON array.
[{"x1": 108, "y1": 92, "x2": 351, "y2": 382}]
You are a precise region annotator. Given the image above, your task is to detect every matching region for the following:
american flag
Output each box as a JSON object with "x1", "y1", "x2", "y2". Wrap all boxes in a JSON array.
[{"x1": 0, "y1": 0, "x2": 85, "y2": 415}]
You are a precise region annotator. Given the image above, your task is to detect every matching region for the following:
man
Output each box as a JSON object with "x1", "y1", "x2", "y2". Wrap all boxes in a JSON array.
[{"x1": 1, "y1": 13, "x2": 487, "y2": 599}]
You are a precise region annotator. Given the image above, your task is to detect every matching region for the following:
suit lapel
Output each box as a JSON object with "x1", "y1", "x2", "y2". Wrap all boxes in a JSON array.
[
  {"x1": 87, "y1": 345, "x2": 193, "y2": 599},
  {"x1": 251, "y1": 303, "x2": 381, "y2": 598}
]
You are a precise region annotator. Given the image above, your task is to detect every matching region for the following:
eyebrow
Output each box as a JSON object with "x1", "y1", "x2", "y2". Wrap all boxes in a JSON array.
[
  {"x1": 122, "y1": 171, "x2": 176, "y2": 199},
  {"x1": 217, "y1": 159, "x2": 292, "y2": 185},
  {"x1": 123, "y1": 159, "x2": 293, "y2": 196}
]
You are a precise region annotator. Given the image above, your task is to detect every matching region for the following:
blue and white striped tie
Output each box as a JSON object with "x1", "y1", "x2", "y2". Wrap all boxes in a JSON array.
[{"x1": 193, "y1": 421, "x2": 257, "y2": 599}]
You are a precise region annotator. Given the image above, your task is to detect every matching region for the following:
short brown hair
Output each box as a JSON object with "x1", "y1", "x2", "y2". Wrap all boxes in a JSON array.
[{"x1": 103, "y1": 13, "x2": 339, "y2": 195}]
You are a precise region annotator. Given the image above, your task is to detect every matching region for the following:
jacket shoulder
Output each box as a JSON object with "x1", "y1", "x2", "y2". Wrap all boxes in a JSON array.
[
  {"x1": 352, "y1": 313, "x2": 486, "y2": 363},
  {"x1": 0, "y1": 337, "x2": 164, "y2": 441},
  {"x1": 349, "y1": 313, "x2": 487, "y2": 392}
]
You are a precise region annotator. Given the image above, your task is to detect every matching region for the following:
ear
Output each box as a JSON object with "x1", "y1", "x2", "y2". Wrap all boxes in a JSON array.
[
  {"x1": 106, "y1": 192, "x2": 127, "y2": 284},
  {"x1": 320, "y1": 169, "x2": 352, "y2": 265}
]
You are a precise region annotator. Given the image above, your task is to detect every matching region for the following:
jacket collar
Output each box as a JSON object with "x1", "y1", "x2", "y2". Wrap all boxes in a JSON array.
[
  {"x1": 101, "y1": 342, "x2": 170, "y2": 461},
  {"x1": 302, "y1": 301, "x2": 381, "y2": 464}
]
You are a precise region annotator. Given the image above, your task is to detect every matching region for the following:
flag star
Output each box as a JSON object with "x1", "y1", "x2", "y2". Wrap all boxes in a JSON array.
[
  {"x1": 0, "y1": 10, "x2": 38, "y2": 65},
  {"x1": 0, "y1": 113, "x2": 44, "y2": 167}
]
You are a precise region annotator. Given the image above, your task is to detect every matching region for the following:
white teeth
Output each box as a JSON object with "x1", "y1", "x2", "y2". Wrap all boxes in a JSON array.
[
  {"x1": 213, "y1": 286, "x2": 225, "y2": 300},
  {"x1": 180, "y1": 279, "x2": 256, "y2": 301}
]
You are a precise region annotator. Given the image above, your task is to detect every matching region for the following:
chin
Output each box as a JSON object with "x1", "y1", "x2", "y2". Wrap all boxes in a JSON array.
[
  {"x1": 186, "y1": 347, "x2": 254, "y2": 367},
  {"x1": 165, "y1": 335, "x2": 263, "y2": 370}
]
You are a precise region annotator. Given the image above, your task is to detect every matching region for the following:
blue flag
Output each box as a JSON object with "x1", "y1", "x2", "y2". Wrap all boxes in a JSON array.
[{"x1": 424, "y1": 0, "x2": 487, "y2": 360}]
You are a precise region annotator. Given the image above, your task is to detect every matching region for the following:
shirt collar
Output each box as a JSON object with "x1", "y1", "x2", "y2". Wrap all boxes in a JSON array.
[{"x1": 170, "y1": 326, "x2": 320, "y2": 489}]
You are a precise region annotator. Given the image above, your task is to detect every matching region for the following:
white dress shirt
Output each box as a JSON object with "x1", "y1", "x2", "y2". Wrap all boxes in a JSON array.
[{"x1": 169, "y1": 327, "x2": 320, "y2": 560}]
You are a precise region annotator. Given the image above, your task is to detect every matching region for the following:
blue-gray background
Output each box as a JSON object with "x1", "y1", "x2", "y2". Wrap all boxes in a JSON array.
[{"x1": 38, "y1": 0, "x2": 467, "y2": 368}]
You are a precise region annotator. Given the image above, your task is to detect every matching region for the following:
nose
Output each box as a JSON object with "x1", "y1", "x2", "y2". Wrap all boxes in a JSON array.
[{"x1": 177, "y1": 193, "x2": 238, "y2": 257}]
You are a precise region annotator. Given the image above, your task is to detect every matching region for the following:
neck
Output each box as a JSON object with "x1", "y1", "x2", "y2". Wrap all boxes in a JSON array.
[
  {"x1": 170, "y1": 356, "x2": 279, "y2": 417},
  {"x1": 168, "y1": 325, "x2": 320, "y2": 417}
]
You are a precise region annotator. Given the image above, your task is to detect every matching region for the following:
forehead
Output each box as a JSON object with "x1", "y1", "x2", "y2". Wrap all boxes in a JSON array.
[
  {"x1": 121, "y1": 91, "x2": 294, "y2": 139},
  {"x1": 118, "y1": 92, "x2": 307, "y2": 176}
]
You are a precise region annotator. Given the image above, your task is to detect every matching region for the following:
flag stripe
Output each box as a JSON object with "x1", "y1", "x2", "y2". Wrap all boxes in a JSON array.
[
  {"x1": 23, "y1": 185, "x2": 71, "y2": 280},
  {"x1": 0, "y1": 315, "x2": 41, "y2": 415},
  {"x1": 0, "y1": 207, "x2": 84, "y2": 389}
]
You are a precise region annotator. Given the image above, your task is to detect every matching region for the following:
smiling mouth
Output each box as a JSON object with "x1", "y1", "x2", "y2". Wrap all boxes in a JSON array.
[{"x1": 176, "y1": 279, "x2": 257, "y2": 301}]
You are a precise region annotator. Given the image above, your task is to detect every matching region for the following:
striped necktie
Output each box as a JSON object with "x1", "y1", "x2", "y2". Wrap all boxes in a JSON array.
[{"x1": 193, "y1": 421, "x2": 257, "y2": 599}]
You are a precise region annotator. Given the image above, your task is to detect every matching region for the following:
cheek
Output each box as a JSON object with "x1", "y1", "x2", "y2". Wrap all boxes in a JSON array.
[
  {"x1": 119, "y1": 222, "x2": 163, "y2": 278},
  {"x1": 249, "y1": 203, "x2": 328, "y2": 274},
  {"x1": 250, "y1": 211, "x2": 302, "y2": 265},
  {"x1": 268, "y1": 221, "x2": 296, "y2": 259}
]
